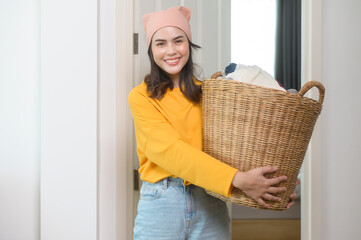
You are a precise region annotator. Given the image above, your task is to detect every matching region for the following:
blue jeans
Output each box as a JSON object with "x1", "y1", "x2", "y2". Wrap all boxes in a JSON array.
[{"x1": 133, "y1": 177, "x2": 231, "y2": 240}]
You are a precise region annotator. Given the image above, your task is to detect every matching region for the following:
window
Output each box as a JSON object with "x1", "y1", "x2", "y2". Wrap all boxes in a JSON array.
[{"x1": 231, "y1": 0, "x2": 276, "y2": 77}]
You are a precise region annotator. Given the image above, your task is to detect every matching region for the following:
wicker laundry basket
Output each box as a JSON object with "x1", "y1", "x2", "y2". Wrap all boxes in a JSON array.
[{"x1": 202, "y1": 72, "x2": 325, "y2": 210}]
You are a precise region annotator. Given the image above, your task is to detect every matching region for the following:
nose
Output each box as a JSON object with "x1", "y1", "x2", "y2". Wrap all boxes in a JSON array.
[{"x1": 166, "y1": 43, "x2": 177, "y2": 55}]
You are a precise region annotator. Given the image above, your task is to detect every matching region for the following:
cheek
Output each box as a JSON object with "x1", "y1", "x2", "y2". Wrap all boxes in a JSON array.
[
  {"x1": 152, "y1": 52, "x2": 166, "y2": 67},
  {"x1": 180, "y1": 45, "x2": 190, "y2": 60},
  {"x1": 151, "y1": 45, "x2": 165, "y2": 58}
]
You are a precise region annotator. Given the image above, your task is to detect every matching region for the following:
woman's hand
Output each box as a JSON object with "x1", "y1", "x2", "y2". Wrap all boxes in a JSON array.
[
  {"x1": 232, "y1": 166, "x2": 287, "y2": 208},
  {"x1": 286, "y1": 178, "x2": 301, "y2": 209}
]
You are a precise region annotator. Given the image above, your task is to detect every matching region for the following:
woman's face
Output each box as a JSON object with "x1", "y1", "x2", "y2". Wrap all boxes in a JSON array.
[{"x1": 151, "y1": 26, "x2": 190, "y2": 83}]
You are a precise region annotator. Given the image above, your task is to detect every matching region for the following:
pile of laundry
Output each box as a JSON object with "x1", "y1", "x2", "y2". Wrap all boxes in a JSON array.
[{"x1": 219, "y1": 63, "x2": 298, "y2": 94}]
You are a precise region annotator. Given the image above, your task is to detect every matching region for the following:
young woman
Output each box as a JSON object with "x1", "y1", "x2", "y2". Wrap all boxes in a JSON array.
[{"x1": 128, "y1": 6, "x2": 297, "y2": 240}]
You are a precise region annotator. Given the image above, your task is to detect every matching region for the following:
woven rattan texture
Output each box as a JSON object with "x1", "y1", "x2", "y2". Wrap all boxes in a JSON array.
[{"x1": 202, "y1": 77, "x2": 324, "y2": 210}]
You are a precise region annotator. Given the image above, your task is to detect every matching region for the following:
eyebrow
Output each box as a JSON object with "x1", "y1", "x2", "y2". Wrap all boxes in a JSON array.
[{"x1": 154, "y1": 35, "x2": 185, "y2": 42}]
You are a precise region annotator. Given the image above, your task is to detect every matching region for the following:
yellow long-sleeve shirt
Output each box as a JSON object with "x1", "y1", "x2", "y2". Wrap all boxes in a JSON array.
[{"x1": 128, "y1": 81, "x2": 238, "y2": 197}]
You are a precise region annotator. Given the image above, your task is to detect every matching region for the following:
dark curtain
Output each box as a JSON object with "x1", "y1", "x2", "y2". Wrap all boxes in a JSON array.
[{"x1": 274, "y1": 0, "x2": 302, "y2": 91}]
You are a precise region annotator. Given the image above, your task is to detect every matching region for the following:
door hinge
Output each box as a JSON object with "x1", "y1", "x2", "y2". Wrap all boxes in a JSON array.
[
  {"x1": 133, "y1": 169, "x2": 140, "y2": 191},
  {"x1": 133, "y1": 33, "x2": 139, "y2": 55}
]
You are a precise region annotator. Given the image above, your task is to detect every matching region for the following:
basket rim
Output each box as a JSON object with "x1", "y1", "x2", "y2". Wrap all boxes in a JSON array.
[
  {"x1": 201, "y1": 78, "x2": 322, "y2": 104},
  {"x1": 202, "y1": 78, "x2": 287, "y2": 93}
]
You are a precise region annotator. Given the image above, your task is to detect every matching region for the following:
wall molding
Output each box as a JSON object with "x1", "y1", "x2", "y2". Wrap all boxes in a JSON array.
[
  {"x1": 116, "y1": 0, "x2": 134, "y2": 239},
  {"x1": 301, "y1": 0, "x2": 323, "y2": 239}
]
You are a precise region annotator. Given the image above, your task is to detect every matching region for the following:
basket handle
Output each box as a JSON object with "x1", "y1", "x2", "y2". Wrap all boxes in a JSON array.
[
  {"x1": 211, "y1": 71, "x2": 223, "y2": 79},
  {"x1": 297, "y1": 81, "x2": 325, "y2": 104}
]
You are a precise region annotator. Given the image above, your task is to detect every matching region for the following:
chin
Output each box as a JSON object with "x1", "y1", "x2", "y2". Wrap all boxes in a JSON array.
[{"x1": 163, "y1": 67, "x2": 181, "y2": 75}]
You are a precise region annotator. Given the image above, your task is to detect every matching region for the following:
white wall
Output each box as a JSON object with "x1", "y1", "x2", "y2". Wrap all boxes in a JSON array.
[
  {"x1": 1, "y1": 0, "x2": 131, "y2": 239},
  {"x1": 0, "y1": 1, "x2": 40, "y2": 239},
  {"x1": 40, "y1": 0, "x2": 98, "y2": 239},
  {"x1": 322, "y1": 0, "x2": 361, "y2": 239}
]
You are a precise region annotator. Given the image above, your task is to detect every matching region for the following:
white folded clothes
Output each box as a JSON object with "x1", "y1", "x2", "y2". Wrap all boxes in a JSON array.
[{"x1": 222, "y1": 64, "x2": 287, "y2": 92}]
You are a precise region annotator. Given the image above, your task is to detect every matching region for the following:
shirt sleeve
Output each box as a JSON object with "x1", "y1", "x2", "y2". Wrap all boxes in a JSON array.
[{"x1": 128, "y1": 88, "x2": 238, "y2": 197}]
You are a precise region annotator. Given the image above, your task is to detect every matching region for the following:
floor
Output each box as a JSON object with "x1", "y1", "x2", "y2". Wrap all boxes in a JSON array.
[{"x1": 231, "y1": 219, "x2": 301, "y2": 240}]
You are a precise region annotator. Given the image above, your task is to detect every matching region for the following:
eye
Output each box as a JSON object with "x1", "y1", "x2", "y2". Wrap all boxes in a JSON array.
[
  {"x1": 175, "y1": 39, "x2": 183, "y2": 44},
  {"x1": 156, "y1": 42, "x2": 164, "y2": 46}
]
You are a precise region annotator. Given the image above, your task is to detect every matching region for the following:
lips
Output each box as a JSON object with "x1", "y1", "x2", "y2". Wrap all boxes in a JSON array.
[{"x1": 164, "y1": 57, "x2": 181, "y2": 65}]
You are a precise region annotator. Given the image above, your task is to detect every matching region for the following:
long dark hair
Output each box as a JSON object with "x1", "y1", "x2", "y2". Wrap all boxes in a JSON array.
[{"x1": 144, "y1": 41, "x2": 202, "y2": 104}]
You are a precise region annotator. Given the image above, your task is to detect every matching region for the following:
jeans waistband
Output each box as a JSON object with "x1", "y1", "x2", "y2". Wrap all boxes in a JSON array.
[
  {"x1": 162, "y1": 177, "x2": 185, "y2": 188},
  {"x1": 143, "y1": 177, "x2": 188, "y2": 190}
]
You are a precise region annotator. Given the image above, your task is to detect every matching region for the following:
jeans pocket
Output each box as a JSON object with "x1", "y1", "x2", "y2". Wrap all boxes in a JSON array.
[{"x1": 140, "y1": 182, "x2": 163, "y2": 201}]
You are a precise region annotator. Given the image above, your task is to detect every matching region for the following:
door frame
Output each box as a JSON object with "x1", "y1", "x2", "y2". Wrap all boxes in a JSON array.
[
  {"x1": 117, "y1": 0, "x2": 323, "y2": 239},
  {"x1": 116, "y1": 0, "x2": 134, "y2": 239},
  {"x1": 300, "y1": 0, "x2": 323, "y2": 239}
]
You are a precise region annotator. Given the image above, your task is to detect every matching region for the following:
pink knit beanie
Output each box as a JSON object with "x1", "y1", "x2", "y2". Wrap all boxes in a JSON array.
[{"x1": 142, "y1": 6, "x2": 192, "y2": 47}]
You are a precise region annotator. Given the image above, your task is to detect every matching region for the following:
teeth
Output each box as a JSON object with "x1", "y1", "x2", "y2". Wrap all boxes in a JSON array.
[{"x1": 165, "y1": 59, "x2": 179, "y2": 63}]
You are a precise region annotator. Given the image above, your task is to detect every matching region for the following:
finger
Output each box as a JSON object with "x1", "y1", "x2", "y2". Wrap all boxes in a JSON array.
[
  {"x1": 258, "y1": 198, "x2": 270, "y2": 209},
  {"x1": 289, "y1": 193, "x2": 297, "y2": 200},
  {"x1": 286, "y1": 200, "x2": 295, "y2": 209},
  {"x1": 267, "y1": 187, "x2": 287, "y2": 194},
  {"x1": 260, "y1": 166, "x2": 278, "y2": 175},
  {"x1": 296, "y1": 178, "x2": 301, "y2": 185},
  {"x1": 267, "y1": 175, "x2": 287, "y2": 186},
  {"x1": 263, "y1": 193, "x2": 281, "y2": 202}
]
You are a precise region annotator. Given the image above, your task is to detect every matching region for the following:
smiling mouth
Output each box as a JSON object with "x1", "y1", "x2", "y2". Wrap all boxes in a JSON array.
[{"x1": 164, "y1": 58, "x2": 181, "y2": 64}]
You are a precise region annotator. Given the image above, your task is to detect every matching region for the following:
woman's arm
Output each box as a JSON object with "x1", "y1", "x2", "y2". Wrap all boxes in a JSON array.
[
  {"x1": 128, "y1": 87, "x2": 238, "y2": 197},
  {"x1": 129, "y1": 86, "x2": 297, "y2": 207}
]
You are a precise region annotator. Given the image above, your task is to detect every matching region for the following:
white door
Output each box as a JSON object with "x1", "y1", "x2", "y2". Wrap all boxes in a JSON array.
[{"x1": 132, "y1": 0, "x2": 232, "y2": 228}]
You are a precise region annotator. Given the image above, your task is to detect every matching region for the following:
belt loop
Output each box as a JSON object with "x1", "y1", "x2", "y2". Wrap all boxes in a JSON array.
[{"x1": 162, "y1": 177, "x2": 168, "y2": 190}]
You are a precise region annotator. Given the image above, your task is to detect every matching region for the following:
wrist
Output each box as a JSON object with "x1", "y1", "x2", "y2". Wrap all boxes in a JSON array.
[{"x1": 232, "y1": 171, "x2": 245, "y2": 190}]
